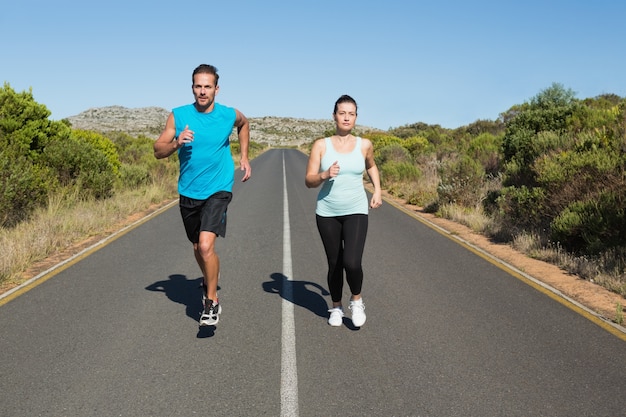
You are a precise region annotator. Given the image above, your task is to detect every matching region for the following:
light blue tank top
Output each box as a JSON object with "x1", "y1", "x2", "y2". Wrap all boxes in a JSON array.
[
  {"x1": 316, "y1": 137, "x2": 368, "y2": 217},
  {"x1": 173, "y1": 103, "x2": 236, "y2": 199}
]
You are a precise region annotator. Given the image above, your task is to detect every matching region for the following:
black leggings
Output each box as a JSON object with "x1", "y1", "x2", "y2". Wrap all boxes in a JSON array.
[{"x1": 316, "y1": 214, "x2": 368, "y2": 303}]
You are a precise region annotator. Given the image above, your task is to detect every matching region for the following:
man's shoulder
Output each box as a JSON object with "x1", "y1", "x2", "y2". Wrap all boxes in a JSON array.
[
  {"x1": 172, "y1": 103, "x2": 194, "y2": 114},
  {"x1": 172, "y1": 103, "x2": 235, "y2": 120},
  {"x1": 213, "y1": 103, "x2": 237, "y2": 122},
  {"x1": 214, "y1": 102, "x2": 236, "y2": 113}
]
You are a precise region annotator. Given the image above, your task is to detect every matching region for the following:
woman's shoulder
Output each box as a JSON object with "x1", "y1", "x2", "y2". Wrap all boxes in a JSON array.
[
  {"x1": 312, "y1": 137, "x2": 329, "y2": 149},
  {"x1": 359, "y1": 136, "x2": 373, "y2": 148}
]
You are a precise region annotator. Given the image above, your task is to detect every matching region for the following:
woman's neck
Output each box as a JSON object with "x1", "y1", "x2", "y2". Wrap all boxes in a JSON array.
[{"x1": 334, "y1": 132, "x2": 352, "y2": 142}]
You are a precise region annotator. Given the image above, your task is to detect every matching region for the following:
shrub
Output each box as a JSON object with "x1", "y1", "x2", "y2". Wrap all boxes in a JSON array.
[
  {"x1": 367, "y1": 132, "x2": 403, "y2": 152},
  {"x1": 501, "y1": 83, "x2": 579, "y2": 188},
  {"x1": 0, "y1": 153, "x2": 56, "y2": 227},
  {"x1": 0, "y1": 83, "x2": 71, "y2": 160},
  {"x1": 502, "y1": 127, "x2": 537, "y2": 167},
  {"x1": 402, "y1": 136, "x2": 433, "y2": 158},
  {"x1": 466, "y1": 132, "x2": 503, "y2": 175},
  {"x1": 119, "y1": 140, "x2": 157, "y2": 165},
  {"x1": 380, "y1": 161, "x2": 422, "y2": 185},
  {"x1": 72, "y1": 129, "x2": 121, "y2": 176},
  {"x1": 569, "y1": 100, "x2": 621, "y2": 134},
  {"x1": 230, "y1": 140, "x2": 265, "y2": 160},
  {"x1": 376, "y1": 143, "x2": 411, "y2": 166},
  {"x1": 551, "y1": 191, "x2": 626, "y2": 254},
  {"x1": 437, "y1": 155, "x2": 485, "y2": 207},
  {"x1": 119, "y1": 163, "x2": 151, "y2": 189},
  {"x1": 42, "y1": 137, "x2": 116, "y2": 199},
  {"x1": 535, "y1": 148, "x2": 621, "y2": 219},
  {"x1": 496, "y1": 185, "x2": 548, "y2": 231}
]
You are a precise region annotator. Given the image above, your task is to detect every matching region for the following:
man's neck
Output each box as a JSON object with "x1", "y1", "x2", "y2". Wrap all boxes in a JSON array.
[{"x1": 194, "y1": 102, "x2": 216, "y2": 113}]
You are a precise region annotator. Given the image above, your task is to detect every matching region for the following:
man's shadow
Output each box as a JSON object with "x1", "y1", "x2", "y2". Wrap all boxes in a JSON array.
[
  {"x1": 145, "y1": 274, "x2": 220, "y2": 338},
  {"x1": 262, "y1": 273, "x2": 330, "y2": 319}
]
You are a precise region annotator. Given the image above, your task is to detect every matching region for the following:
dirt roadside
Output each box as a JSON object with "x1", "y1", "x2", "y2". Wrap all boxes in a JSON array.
[{"x1": 3, "y1": 194, "x2": 625, "y2": 332}]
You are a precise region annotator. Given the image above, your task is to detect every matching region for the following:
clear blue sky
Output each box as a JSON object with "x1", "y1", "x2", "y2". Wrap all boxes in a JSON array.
[{"x1": 2, "y1": 0, "x2": 625, "y2": 131}]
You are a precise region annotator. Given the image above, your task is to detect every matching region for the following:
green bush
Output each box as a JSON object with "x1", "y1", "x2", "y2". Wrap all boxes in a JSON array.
[
  {"x1": 380, "y1": 160, "x2": 422, "y2": 185},
  {"x1": 437, "y1": 155, "x2": 485, "y2": 207},
  {"x1": 496, "y1": 185, "x2": 548, "y2": 231},
  {"x1": 569, "y1": 100, "x2": 620, "y2": 133},
  {"x1": 0, "y1": 153, "x2": 56, "y2": 227},
  {"x1": 367, "y1": 132, "x2": 403, "y2": 153},
  {"x1": 502, "y1": 127, "x2": 538, "y2": 169},
  {"x1": 119, "y1": 163, "x2": 151, "y2": 189},
  {"x1": 536, "y1": 148, "x2": 622, "y2": 220},
  {"x1": 466, "y1": 132, "x2": 503, "y2": 175},
  {"x1": 0, "y1": 83, "x2": 71, "y2": 160},
  {"x1": 42, "y1": 137, "x2": 116, "y2": 199},
  {"x1": 535, "y1": 148, "x2": 620, "y2": 188},
  {"x1": 230, "y1": 140, "x2": 265, "y2": 159},
  {"x1": 388, "y1": 122, "x2": 451, "y2": 150},
  {"x1": 501, "y1": 83, "x2": 579, "y2": 188},
  {"x1": 72, "y1": 129, "x2": 121, "y2": 176},
  {"x1": 376, "y1": 143, "x2": 411, "y2": 166},
  {"x1": 551, "y1": 191, "x2": 626, "y2": 254},
  {"x1": 402, "y1": 136, "x2": 433, "y2": 158}
]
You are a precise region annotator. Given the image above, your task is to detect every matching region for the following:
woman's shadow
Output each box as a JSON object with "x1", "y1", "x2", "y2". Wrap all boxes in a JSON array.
[
  {"x1": 262, "y1": 272, "x2": 330, "y2": 318},
  {"x1": 145, "y1": 274, "x2": 219, "y2": 338}
]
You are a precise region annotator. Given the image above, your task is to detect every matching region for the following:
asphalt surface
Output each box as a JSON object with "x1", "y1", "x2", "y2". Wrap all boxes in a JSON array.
[{"x1": 1, "y1": 149, "x2": 625, "y2": 417}]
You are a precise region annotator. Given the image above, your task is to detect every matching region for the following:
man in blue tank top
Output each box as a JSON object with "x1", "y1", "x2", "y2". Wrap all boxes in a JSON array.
[{"x1": 154, "y1": 64, "x2": 251, "y2": 326}]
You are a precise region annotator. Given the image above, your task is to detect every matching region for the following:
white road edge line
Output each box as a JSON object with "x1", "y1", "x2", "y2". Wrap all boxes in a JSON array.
[{"x1": 281, "y1": 152, "x2": 299, "y2": 416}]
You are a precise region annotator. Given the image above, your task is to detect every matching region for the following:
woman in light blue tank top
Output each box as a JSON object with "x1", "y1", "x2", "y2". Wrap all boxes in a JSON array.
[{"x1": 305, "y1": 95, "x2": 382, "y2": 328}]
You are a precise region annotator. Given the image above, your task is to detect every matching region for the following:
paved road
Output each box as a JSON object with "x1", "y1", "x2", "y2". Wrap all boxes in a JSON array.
[{"x1": 1, "y1": 149, "x2": 625, "y2": 417}]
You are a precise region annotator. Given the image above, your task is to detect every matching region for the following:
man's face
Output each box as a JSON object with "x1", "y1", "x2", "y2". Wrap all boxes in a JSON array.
[{"x1": 192, "y1": 73, "x2": 219, "y2": 109}]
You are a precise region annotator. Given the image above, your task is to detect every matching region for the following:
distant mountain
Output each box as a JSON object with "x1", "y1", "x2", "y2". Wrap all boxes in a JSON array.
[
  {"x1": 66, "y1": 106, "x2": 381, "y2": 146},
  {"x1": 66, "y1": 106, "x2": 169, "y2": 140}
]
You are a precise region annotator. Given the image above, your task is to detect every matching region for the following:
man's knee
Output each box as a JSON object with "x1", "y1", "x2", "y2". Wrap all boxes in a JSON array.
[{"x1": 197, "y1": 232, "x2": 217, "y2": 256}]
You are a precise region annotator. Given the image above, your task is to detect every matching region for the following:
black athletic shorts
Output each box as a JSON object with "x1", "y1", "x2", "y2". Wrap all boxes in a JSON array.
[{"x1": 179, "y1": 191, "x2": 233, "y2": 243}]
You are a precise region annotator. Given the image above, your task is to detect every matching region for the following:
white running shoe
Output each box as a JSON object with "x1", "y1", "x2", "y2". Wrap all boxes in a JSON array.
[
  {"x1": 349, "y1": 299, "x2": 366, "y2": 327},
  {"x1": 327, "y1": 307, "x2": 344, "y2": 327},
  {"x1": 200, "y1": 297, "x2": 222, "y2": 326}
]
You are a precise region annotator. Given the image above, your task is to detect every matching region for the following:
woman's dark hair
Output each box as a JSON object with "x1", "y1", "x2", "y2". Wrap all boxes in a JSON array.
[{"x1": 333, "y1": 94, "x2": 357, "y2": 115}]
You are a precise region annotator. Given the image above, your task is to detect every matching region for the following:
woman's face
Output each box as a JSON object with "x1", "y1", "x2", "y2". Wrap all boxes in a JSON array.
[{"x1": 333, "y1": 102, "x2": 357, "y2": 131}]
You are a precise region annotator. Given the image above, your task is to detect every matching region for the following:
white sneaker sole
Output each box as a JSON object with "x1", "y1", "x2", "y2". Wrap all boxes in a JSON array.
[
  {"x1": 199, "y1": 304, "x2": 222, "y2": 326},
  {"x1": 349, "y1": 303, "x2": 366, "y2": 327},
  {"x1": 352, "y1": 315, "x2": 366, "y2": 327},
  {"x1": 328, "y1": 309, "x2": 344, "y2": 327}
]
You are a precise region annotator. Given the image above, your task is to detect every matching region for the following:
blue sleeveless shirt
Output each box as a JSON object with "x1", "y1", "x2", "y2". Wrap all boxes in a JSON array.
[
  {"x1": 172, "y1": 103, "x2": 236, "y2": 199},
  {"x1": 316, "y1": 137, "x2": 368, "y2": 217}
]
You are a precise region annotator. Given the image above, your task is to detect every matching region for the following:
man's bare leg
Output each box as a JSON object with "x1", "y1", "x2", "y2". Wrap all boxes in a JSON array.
[{"x1": 194, "y1": 231, "x2": 220, "y2": 302}]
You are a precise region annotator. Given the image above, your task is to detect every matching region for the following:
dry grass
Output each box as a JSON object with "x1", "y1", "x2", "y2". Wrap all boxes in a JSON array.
[
  {"x1": 0, "y1": 178, "x2": 177, "y2": 287},
  {"x1": 434, "y1": 204, "x2": 626, "y2": 297},
  {"x1": 511, "y1": 231, "x2": 626, "y2": 297},
  {"x1": 438, "y1": 204, "x2": 493, "y2": 234},
  {"x1": 383, "y1": 156, "x2": 440, "y2": 208}
]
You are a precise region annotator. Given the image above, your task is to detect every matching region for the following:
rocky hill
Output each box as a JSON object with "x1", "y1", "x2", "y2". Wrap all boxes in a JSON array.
[{"x1": 66, "y1": 106, "x2": 381, "y2": 147}]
